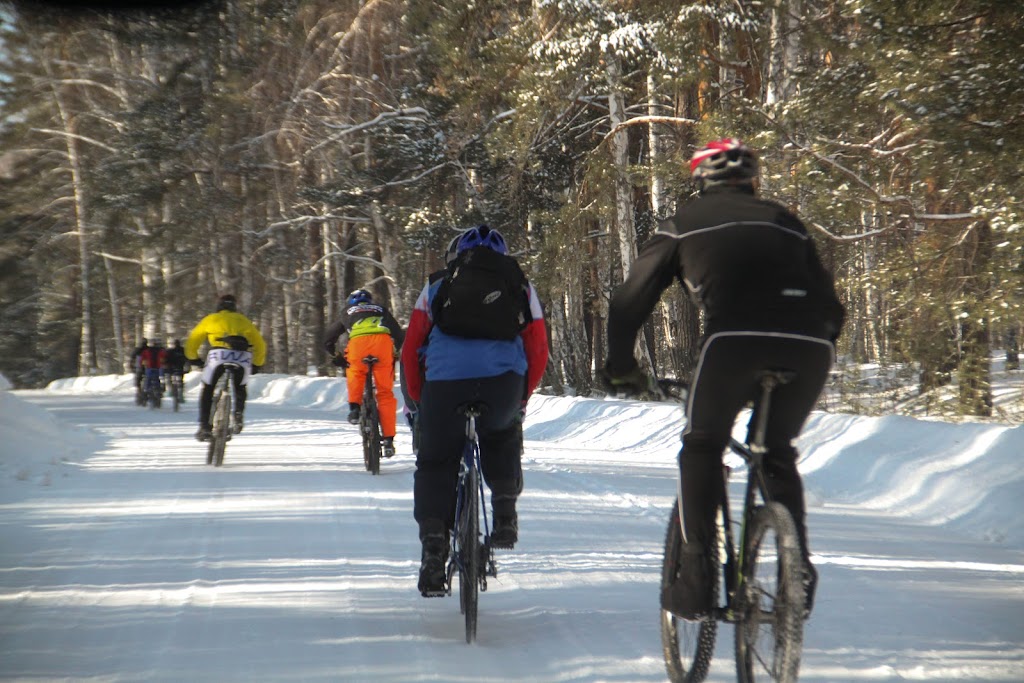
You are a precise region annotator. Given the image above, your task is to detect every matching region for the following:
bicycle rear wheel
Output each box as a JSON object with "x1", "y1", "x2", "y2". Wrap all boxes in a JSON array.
[
  {"x1": 367, "y1": 402, "x2": 381, "y2": 475},
  {"x1": 661, "y1": 500, "x2": 718, "y2": 683},
  {"x1": 361, "y1": 390, "x2": 381, "y2": 475},
  {"x1": 147, "y1": 382, "x2": 161, "y2": 409},
  {"x1": 458, "y1": 463, "x2": 480, "y2": 643},
  {"x1": 734, "y1": 502, "x2": 805, "y2": 683},
  {"x1": 208, "y1": 383, "x2": 231, "y2": 467}
]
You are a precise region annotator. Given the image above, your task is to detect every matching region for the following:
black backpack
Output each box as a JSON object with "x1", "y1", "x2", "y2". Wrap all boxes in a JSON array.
[{"x1": 431, "y1": 246, "x2": 529, "y2": 340}]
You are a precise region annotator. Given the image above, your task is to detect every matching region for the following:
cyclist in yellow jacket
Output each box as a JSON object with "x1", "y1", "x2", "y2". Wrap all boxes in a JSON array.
[{"x1": 185, "y1": 294, "x2": 267, "y2": 441}]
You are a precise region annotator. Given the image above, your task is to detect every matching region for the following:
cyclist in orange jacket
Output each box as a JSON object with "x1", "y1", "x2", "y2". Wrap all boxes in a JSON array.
[{"x1": 323, "y1": 289, "x2": 405, "y2": 458}]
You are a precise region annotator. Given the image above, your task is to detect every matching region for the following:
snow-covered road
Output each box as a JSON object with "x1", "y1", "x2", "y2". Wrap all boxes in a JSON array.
[{"x1": 1, "y1": 375, "x2": 1022, "y2": 681}]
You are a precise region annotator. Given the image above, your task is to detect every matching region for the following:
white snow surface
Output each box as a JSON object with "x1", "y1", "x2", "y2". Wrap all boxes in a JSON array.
[{"x1": 1, "y1": 372, "x2": 1022, "y2": 682}]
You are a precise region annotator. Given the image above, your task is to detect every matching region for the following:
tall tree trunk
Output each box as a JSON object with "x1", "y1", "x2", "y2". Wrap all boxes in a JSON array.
[
  {"x1": 605, "y1": 52, "x2": 636, "y2": 277},
  {"x1": 50, "y1": 76, "x2": 97, "y2": 374},
  {"x1": 309, "y1": 221, "x2": 327, "y2": 376},
  {"x1": 138, "y1": 216, "x2": 163, "y2": 338},
  {"x1": 102, "y1": 254, "x2": 124, "y2": 373},
  {"x1": 646, "y1": 73, "x2": 669, "y2": 218},
  {"x1": 767, "y1": 0, "x2": 801, "y2": 106},
  {"x1": 958, "y1": 220, "x2": 994, "y2": 416}
]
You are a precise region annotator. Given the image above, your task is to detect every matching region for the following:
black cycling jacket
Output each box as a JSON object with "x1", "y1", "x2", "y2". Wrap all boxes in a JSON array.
[{"x1": 607, "y1": 185, "x2": 845, "y2": 374}]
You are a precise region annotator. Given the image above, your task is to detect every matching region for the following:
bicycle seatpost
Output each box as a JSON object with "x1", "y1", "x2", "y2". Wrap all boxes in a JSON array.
[
  {"x1": 460, "y1": 404, "x2": 484, "y2": 442},
  {"x1": 749, "y1": 374, "x2": 779, "y2": 455}
]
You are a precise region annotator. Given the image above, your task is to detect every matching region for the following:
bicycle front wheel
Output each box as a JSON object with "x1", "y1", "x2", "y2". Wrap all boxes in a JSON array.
[
  {"x1": 458, "y1": 464, "x2": 480, "y2": 643},
  {"x1": 734, "y1": 502, "x2": 805, "y2": 683},
  {"x1": 661, "y1": 500, "x2": 718, "y2": 683}
]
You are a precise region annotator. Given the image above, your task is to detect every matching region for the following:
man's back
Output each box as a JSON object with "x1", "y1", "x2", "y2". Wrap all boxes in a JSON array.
[
  {"x1": 186, "y1": 310, "x2": 267, "y2": 367},
  {"x1": 654, "y1": 186, "x2": 843, "y2": 338}
]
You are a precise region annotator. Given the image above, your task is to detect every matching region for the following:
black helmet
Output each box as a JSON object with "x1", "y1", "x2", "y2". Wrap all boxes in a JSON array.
[
  {"x1": 690, "y1": 138, "x2": 759, "y2": 189},
  {"x1": 217, "y1": 294, "x2": 237, "y2": 312},
  {"x1": 347, "y1": 289, "x2": 372, "y2": 306}
]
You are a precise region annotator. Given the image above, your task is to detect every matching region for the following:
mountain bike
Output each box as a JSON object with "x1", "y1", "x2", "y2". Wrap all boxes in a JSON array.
[
  {"x1": 444, "y1": 402, "x2": 498, "y2": 644},
  {"x1": 168, "y1": 371, "x2": 184, "y2": 412},
  {"x1": 134, "y1": 370, "x2": 146, "y2": 406},
  {"x1": 143, "y1": 369, "x2": 163, "y2": 409},
  {"x1": 206, "y1": 336, "x2": 251, "y2": 468},
  {"x1": 661, "y1": 370, "x2": 807, "y2": 683},
  {"x1": 358, "y1": 356, "x2": 383, "y2": 475}
]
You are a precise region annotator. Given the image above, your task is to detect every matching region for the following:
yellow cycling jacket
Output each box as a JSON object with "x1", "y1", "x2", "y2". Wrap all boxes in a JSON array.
[{"x1": 184, "y1": 310, "x2": 267, "y2": 367}]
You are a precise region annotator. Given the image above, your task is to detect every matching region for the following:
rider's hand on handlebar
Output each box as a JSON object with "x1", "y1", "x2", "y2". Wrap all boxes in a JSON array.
[{"x1": 331, "y1": 353, "x2": 349, "y2": 369}]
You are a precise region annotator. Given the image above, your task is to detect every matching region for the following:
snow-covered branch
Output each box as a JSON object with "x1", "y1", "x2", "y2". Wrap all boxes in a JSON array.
[{"x1": 308, "y1": 108, "x2": 430, "y2": 153}]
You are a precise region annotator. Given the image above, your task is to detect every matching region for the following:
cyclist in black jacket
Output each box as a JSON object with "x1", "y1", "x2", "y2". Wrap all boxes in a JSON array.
[{"x1": 604, "y1": 138, "x2": 845, "y2": 619}]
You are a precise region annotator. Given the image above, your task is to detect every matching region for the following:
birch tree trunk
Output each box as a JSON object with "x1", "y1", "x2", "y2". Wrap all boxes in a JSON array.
[
  {"x1": 605, "y1": 52, "x2": 636, "y2": 276},
  {"x1": 647, "y1": 73, "x2": 669, "y2": 218},
  {"x1": 766, "y1": 0, "x2": 801, "y2": 106},
  {"x1": 369, "y1": 200, "x2": 400, "y2": 316},
  {"x1": 50, "y1": 77, "x2": 97, "y2": 374},
  {"x1": 102, "y1": 254, "x2": 124, "y2": 373},
  {"x1": 137, "y1": 216, "x2": 163, "y2": 338}
]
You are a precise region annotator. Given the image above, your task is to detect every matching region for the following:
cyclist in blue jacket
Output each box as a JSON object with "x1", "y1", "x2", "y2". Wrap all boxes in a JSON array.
[{"x1": 401, "y1": 225, "x2": 549, "y2": 597}]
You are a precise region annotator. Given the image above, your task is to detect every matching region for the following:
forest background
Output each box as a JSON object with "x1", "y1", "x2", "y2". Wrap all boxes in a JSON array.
[{"x1": 1, "y1": 0, "x2": 1022, "y2": 419}]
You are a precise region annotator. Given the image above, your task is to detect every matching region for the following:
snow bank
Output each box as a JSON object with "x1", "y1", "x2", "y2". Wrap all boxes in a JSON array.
[
  {"x1": 0, "y1": 376, "x2": 101, "y2": 488},
  {"x1": 23, "y1": 373, "x2": 1024, "y2": 547}
]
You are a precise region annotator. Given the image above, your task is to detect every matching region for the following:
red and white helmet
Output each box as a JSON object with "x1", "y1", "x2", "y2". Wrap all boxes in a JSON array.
[{"x1": 690, "y1": 138, "x2": 759, "y2": 187}]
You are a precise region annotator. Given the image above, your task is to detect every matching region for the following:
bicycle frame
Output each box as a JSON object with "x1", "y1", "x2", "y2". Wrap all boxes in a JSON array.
[
  {"x1": 716, "y1": 372, "x2": 786, "y2": 621},
  {"x1": 717, "y1": 438, "x2": 769, "y2": 621},
  {"x1": 451, "y1": 409, "x2": 493, "y2": 583},
  {"x1": 448, "y1": 404, "x2": 497, "y2": 644},
  {"x1": 661, "y1": 369, "x2": 807, "y2": 683}
]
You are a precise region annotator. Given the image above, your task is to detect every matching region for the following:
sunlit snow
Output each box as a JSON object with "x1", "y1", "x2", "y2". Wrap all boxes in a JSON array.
[{"x1": 1, "y1": 372, "x2": 1022, "y2": 681}]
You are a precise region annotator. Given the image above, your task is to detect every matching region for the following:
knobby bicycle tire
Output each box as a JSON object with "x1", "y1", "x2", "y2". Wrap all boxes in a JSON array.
[
  {"x1": 734, "y1": 502, "x2": 805, "y2": 683},
  {"x1": 459, "y1": 461, "x2": 480, "y2": 644},
  {"x1": 361, "y1": 373, "x2": 381, "y2": 475},
  {"x1": 147, "y1": 378, "x2": 162, "y2": 410},
  {"x1": 661, "y1": 500, "x2": 718, "y2": 683},
  {"x1": 208, "y1": 374, "x2": 233, "y2": 467},
  {"x1": 172, "y1": 376, "x2": 182, "y2": 412}
]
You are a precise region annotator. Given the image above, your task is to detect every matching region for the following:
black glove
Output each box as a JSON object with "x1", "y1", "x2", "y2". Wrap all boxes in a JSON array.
[
  {"x1": 331, "y1": 354, "x2": 349, "y2": 369},
  {"x1": 189, "y1": 358, "x2": 203, "y2": 369},
  {"x1": 516, "y1": 399, "x2": 528, "y2": 423},
  {"x1": 252, "y1": 365, "x2": 261, "y2": 375},
  {"x1": 600, "y1": 360, "x2": 656, "y2": 397}
]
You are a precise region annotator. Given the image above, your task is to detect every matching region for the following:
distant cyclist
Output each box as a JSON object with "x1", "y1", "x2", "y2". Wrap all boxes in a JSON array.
[
  {"x1": 138, "y1": 339, "x2": 167, "y2": 398},
  {"x1": 129, "y1": 338, "x2": 149, "y2": 403},
  {"x1": 603, "y1": 138, "x2": 845, "y2": 618},
  {"x1": 164, "y1": 339, "x2": 188, "y2": 402},
  {"x1": 185, "y1": 294, "x2": 267, "y2": 442},
  {"x1": 323, "y1": 289, "x2": 405, "y2": 458},
  {"x1": 401, "y1": 225, "x2": 549, "y2": 597}
]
